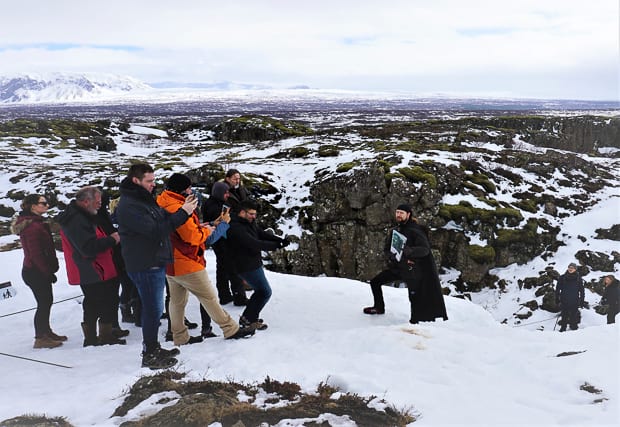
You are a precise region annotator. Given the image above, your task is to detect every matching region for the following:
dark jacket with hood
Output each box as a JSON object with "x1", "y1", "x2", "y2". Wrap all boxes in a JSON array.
[
  {"x1": 115, "y1": 177, "x2": 190, "y2": 273},
  {"x1": 555, "y1": 271, "x2": 585, "y2": 309},
  {"x1": 56, "y1": 200, "x2": 117, "y2": 285},
  {"x1": 386, "y1": 220, "x2": 448, "y2": 322},
  {"x1": 601, "y1": 279, "x2": 619, "y2": 312},
  {"x1": 11, "y1": 212, "x2": 59, "y2": 279},
  {"x1": 226, "y1": 214, "x2": 284, "y2": 273}
]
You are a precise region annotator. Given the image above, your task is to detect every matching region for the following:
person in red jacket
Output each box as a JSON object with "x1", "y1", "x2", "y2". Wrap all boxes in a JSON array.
[
  {"x1": 57, "y1": 186, "x2": 124, "y2": 347},
  {"x1": 11, "y1": 194, "x2": 65, "y2": 349}
]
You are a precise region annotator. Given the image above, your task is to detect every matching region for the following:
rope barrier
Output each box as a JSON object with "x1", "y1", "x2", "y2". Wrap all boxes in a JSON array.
[
  {"x1": 0, "y1": 294, "x2": 83, "y2": 319},
  {"x1": 511, "y1": 315, "x2": 560, "y2": 328},
  {"x1": 0, "y1": 351, "x2": 72, "y2": 369}
]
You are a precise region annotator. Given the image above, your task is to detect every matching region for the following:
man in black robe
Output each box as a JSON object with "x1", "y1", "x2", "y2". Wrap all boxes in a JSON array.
[{"x1": 363, "y1": 204, "x2": 448, "y2": 324}]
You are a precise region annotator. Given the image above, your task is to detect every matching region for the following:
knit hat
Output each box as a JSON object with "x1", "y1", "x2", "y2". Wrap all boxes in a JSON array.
[
  {"x1": 396, "y1": 203, "x2": 412, "y2": 213},
  {"x1": 166, "y1": 173, "x2": 191, "y2": 194},
  {"x1": 568, "y1": 262, "x2": 578, "y2": 270},
  {"x1": 211, "y1": 181, "x2": 230, "y2": 201}
]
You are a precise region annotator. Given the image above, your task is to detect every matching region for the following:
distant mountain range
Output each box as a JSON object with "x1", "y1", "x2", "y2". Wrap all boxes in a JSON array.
[
  {"x1": 0, "y1": 73, "x2": 618, "y2": 110},
  {"x1": 0, "y1": 73, "x2": 151, "y2": 103}
]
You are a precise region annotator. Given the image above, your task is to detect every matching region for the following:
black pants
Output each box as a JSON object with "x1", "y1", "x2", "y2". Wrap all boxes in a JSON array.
[
  {"x1": 608, "y1": 307, "x2": 618, "y2": 324},
  {"x1": 559, "y1": 307, "x2": 580, "y2": 329},
  {"x1": 119, "y1": 271, "x2": 138, "y2": 305},
  {"x1": 80, "y1": 279, "x2": 119, "y2": 325},
  {"x1": 369, "y1": 269, "x2": 415, "y2": 311},
  {"x1": 214, "y1": 249, "x2": 245, "y2": 300},
  {"x1": 22, "y1": 267, "x2": 53, "y2": 338}
]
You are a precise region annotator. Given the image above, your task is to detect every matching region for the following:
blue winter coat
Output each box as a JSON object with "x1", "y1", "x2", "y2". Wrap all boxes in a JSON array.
[{"x1": 115, "y1": 177, "x2": 189, "y2": 273}]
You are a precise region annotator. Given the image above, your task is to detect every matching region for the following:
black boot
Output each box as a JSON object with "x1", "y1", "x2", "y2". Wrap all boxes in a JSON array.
[
  {"x1": 142, "y1": 345, "x2": 178, "y2": 370},
  {"x1": 120, "y1": 303, "x2": 135, "y2": 323}
]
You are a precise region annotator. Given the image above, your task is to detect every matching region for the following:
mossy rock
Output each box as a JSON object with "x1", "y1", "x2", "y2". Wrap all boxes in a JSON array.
[
  {"x1": 468, "y1": 244, "x2": 496, "y2": 264},
  {"x1": 466, "y1": 173, "x2": 496, "y2": 193},
  {"x1": 398, "y1": 166, "x2": 437, "y2": 188},
  {"x1": 289, "y1": 146, "x2": 311, "y2": 158},
  {"x1": 495, "y1": 219, "x2": 539, "y2": 246},
  {"x1": 317, "y1": 145, "x2": 340, "y2": 157},
  {"x1": 336, "y1": 162, "x2": 357, "y2": 173}
]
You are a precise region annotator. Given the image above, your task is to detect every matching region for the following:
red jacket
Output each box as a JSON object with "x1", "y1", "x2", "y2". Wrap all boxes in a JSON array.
[
  {"x1": 12, "y1": 212, "x2": 59, "y2": 277},
  {"x1": 57, "y1": 201, "x2": 117, "y2": 286}
]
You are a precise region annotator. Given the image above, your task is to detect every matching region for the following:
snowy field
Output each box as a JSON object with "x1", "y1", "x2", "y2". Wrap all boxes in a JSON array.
[{"x1": 0, "y1": 247, "x2": 618, "y2": 426}]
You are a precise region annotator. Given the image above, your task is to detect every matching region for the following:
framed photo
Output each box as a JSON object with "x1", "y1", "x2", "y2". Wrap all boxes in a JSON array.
[{"x1": 390, "y1": 230, "x2": 407, "y2": 262}]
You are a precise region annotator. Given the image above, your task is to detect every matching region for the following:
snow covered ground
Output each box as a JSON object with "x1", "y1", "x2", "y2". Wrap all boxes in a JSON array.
[{"x1": 0, "y1": 247, "x2": 618, "y2": 426}]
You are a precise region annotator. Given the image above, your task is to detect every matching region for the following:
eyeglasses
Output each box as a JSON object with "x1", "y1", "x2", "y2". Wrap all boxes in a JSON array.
[{"x1": 37, "y1": 202, "x2": 49, "y2": 206}]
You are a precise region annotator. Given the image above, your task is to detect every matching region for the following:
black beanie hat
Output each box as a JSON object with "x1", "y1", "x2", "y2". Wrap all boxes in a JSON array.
[
  {"x1": 166, "y1": 173, "x2": 192, "y2": 194},
  {"x1": 396, "y1": 203, "x2": 412, "y2": 213}
]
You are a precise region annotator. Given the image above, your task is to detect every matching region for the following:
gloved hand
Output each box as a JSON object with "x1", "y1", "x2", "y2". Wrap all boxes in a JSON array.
[{"x1": 50, "y1": 274, "x2": 57, "y2": 284}]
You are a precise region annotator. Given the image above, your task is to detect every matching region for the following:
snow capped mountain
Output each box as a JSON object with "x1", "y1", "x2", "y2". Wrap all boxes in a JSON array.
[{"x1": 0, "y1": 73, "x2": 152, "y2": 104}]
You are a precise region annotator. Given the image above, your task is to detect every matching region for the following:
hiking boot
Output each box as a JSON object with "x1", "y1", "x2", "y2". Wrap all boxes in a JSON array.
[
  {"x1": 201, "y1": 326, "x2": 218, "y2": 339},
  {"x1": 156, "y1": 345, "x2": 180, "y2": 358},
  {"x1": 570, "y1": 324, "x2": 579, "y2": 331},
  {"x1": 226, "y1": 325, "x2": 256, "y2": 340},
  {"x1": 34, "y1": 335, "x2": 63, "y2": 349},
  {"x1": 185, "y1": 335, "x2": 203, "y2": 345},
  {"x1": 81, "y1": 322, "x2": 99, "y2": 347},
  {"x1": 112, "y1": 327, "x2": 130, "y2": 338},
  {"x1": 559, "y1": 324, "x2": 567, "y2": 332},
  {"x1": 240, "y1": 316, "x2": 267, "y2": 331},
  {"x1": 363, "y1": 306, "x2": 385, "y2": 315},
  {"x1": 184, "y1": 317, "x2": 198, "y2": 329},
  {"x1": 48, "y1": 331, "x2": 68, "y2": 342},
  {"x1": 141, "y1": 351, "x2": 177, "y2": 370}
]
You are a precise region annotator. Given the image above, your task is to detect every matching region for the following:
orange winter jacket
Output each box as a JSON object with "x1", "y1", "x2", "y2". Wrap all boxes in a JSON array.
[{"x1": 156, "y1": 190, "x2": 211, "y2": 276}]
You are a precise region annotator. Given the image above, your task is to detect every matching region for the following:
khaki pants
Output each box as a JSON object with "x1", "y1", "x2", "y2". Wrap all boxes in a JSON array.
[{"x1": 166, "y1": 269, "x2": 239, "y2": 344}]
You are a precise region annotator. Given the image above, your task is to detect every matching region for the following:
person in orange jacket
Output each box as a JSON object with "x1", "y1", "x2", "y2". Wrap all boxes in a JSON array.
[{"x1": 156, "y1": 173, "x2": 255, "y2": 345}]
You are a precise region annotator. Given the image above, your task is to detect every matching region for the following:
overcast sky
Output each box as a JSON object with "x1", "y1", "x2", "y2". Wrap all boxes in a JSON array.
[{"x1": 1, "y1": 0, "x2": 618, "y2": 100}]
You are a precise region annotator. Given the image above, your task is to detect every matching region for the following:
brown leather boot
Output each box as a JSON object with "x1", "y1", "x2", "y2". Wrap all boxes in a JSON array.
[
  {"x1": 48, "y1": 330, "x2": 68, "y2": 342},
  {"x1": 33, "y1": 335, "x2": 63, "y2": 349},
  {"x1": 81, "y1": 322, "x2": 99, "y2": 347},
  {"x1": 98, "y1": 321, "x2": 126, "y2": 345}
]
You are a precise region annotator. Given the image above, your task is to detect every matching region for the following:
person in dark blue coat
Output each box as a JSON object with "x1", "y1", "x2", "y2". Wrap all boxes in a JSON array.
[
  {"x1": 364, "y1": 204, "x2": 448, "y2": 324},
  {"x1": 115, "y1": 163, "x2": 198, "y2": 369},
  {"x1": 555, "y1": 263, "x2": 585, "y2": 331}
]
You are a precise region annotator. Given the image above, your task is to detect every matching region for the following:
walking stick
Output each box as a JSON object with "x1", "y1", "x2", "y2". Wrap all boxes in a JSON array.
[{"x1": 553, "y1": 314, "x2": 560, "y2": 331}]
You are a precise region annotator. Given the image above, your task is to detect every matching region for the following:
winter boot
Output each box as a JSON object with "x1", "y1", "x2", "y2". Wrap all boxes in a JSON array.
[
  {"x1": 48, "y1": 330, "x2": 68, "y2": 342},
  {"x1": 201, "y1": 325, "x2": 218, "y2": 339},
  {"x1": 559, "y1": 324, "x2": 567, "y2": 332},
  {"x1": 226, "y1": 325, "x2": 256, "y2": 340},
  {"x1": 120, "y1": 303, "x2": 135, "y2": 323},
  {"x1": 184, "y1": 317, "x2": 198, "y2": 329},
  {"x1": 98, "y1": 321, "x2": 127, "y2": 345},
  {"x1": 112, "y1": 316, "x2": 130, "y2": 338},
  {"x1": 141, "y1": 347, "x2": 178, "y2": 370},
  {"x1": 81, "y1": 322, "x2": 99, "y2": 347},
  {"x1": 240, "y1": 316, "x2": 268, "y2": 331},
  {"x1": 33, "y1": 335, "x2": 63, "y2": 349}
]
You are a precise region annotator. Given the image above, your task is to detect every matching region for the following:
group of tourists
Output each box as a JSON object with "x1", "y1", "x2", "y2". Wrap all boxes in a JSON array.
[{"x1": 11, "y1": 164, "x2": 618, "y2": 369}]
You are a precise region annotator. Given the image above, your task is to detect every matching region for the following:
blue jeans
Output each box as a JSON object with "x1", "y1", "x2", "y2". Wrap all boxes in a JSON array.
[
  {"x1": 238, "y1": 267, "x2": 272, "y2": 322},
  {"x1": 128, "y1": 268, "x2": 166, "y2": 352}
]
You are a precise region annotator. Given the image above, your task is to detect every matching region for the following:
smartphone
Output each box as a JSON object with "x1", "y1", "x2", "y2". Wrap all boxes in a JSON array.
[{"x1": 222, "y1": 204, "x2": 230, "y2": 213}]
